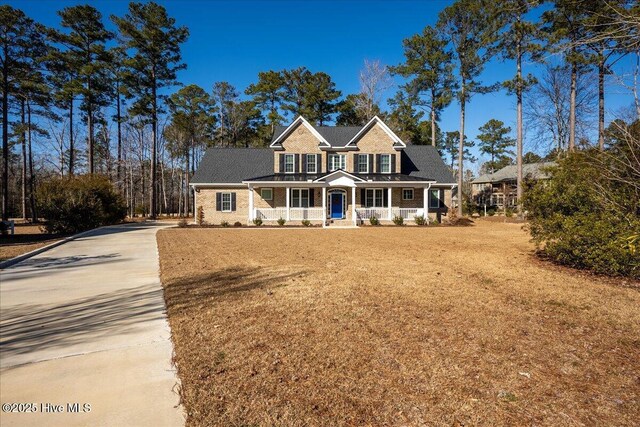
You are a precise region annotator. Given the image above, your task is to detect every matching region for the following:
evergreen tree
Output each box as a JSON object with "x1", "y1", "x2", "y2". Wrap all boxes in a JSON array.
[
  {"x1": 0, "y1": 6, "x2": 48, "y2": 221},
  {"x1": 50, "y1": 5, "x2": 113, "y2": 174},
  {"x1": 495, "y1": 0, "x2": 542, "y2": 215},
  {"x1": 281, "y1": 68, "x2": 341, "y2": 125},
  {"x1": 245, "y1": 70, "x2": 285, "y2": 135},
  {"x1": 438, "y1": 0, "x2": 498, "y2": 215},
  {"x1": 542, "y1": 0, "x2": 592, "y2": 151},
  {"x1": 113, "y1": 1, "x2": 189, "y2": 218},
  {"x1": 477, "y1": 119, "x2": 515, "y2": 173},
  {"x1": 392, "y1": 25, "x2": 455, "y2": 147},
  {"x1": 443, "y1": 131, "x2": 476, "y2": 170},
  {"x1": 167, "y1": 84, "x2": 214, "y2": 215},
  {"x1": 336, "y1": 94, "x2": 368, "y2": 126},
  {"x1": 386, "y1": 90, "x2": 424, "y2": 144}
]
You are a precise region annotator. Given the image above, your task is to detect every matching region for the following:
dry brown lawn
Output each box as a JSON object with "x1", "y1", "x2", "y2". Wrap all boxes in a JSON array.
[
  {"x1": 157, "y1": 222, "x2": 640, "y2": 427},
  {"x1": 0, "y1": 224, "x2": 63, "y2": 262}
]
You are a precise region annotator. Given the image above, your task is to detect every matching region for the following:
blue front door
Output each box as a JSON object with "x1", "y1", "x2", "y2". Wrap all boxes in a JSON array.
[{"x1": 331, "y1": 193, "x2": 343, "y2": 219}]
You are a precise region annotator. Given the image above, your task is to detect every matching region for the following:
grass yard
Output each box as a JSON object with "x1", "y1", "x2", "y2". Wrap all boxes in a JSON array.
[
  {"x1": 157, "y1": 222, "x2": 640, "y2": 426},
  {"x1": 0, "y1": 224, "x2": 64, "y2": 262}
]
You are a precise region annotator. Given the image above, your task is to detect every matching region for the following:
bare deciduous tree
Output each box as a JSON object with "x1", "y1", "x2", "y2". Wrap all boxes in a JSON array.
[{"x1": 357, "y1": 59, "x2": 392, "y2": 121}]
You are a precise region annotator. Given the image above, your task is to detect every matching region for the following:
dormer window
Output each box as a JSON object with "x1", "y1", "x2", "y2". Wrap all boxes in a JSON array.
[
  {"x1": 328, "y1": 154, "x2": 346, "y2": 172},
  {"x1": 380, "y1": 154, "x2": 391, "y2": 174},
  {"x1": 284, "y1": 154, "x2": 295, "y2": 173}
]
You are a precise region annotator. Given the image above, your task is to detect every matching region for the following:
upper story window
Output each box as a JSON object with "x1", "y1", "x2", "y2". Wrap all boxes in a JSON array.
[
  {"x1": 379, "y1": 154, "x2": 391, "y2": 174},
  {"x1": 306, "y1": 154, "x2": 317, "y2": 174},
  {"x1": 284, "y1": 154, "x2": 295, "y2": 173},
  {"x1": 328, "y1": 154, "x2": 346, "y2": 172},
  {"x1": 358, "y1": 154, "x2": 369, "y2": 174}
]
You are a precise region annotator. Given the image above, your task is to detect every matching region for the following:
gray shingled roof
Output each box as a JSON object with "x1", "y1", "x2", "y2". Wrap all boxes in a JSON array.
[
  {"x1": 472, "y1": 162, "x2": 555, "y2": 184},
  {"x1": 191, "y1": 144, "x2": 455, "y2": 185},
  {"x1": 403, "y1": 145, "x2": 455, "y2": 183},
  {"x1": 191, "y1": 148, "x2": 273, "y2": 184}
]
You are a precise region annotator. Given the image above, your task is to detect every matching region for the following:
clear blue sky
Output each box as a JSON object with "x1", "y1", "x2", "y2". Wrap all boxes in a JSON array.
[{"x1": 12, "y1": 0, "x2": 638, "y2": 169}]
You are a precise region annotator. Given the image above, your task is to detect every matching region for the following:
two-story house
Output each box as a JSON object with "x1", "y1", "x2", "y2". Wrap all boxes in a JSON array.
[{"x1": 191, "y1": 116, "x2": 456, "y2": 227}]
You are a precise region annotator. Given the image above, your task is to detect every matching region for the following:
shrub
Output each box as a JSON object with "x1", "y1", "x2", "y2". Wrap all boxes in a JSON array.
[
  {"x1": 487, "y1": 208, "x2": 496, "y2": 216},
  {"x1": 524, "y1": 149, "x2": 640, "y2": 278},
  {"x1": 252, "y1": 217, "x2": 263, "y2": 226},
  {"x1": 430, "y1": 219, "x2": 439, "y2": 226},
  {"x1": 414, "y1": 215, "x2": 426, "y2": 226},
  {"x1": 196, "y1": 206, "x2": 205, "y2": 225},
  {"x1": 220, "y1": 220, "x2": 230, "y2": 227},
  {"x1": 233, "y1": 221, "x2": 242, "y2": 227},
  {"x1": 301, "y1": 219, "x2": 311, "y2": 227},
  {"x1": 177, "y1": 219, "x2": 188, "y2": 228},
  {"x1": 392, "y1": 215, "x2": 404, "y2": 226},
  {"x1": 277, "y1": 217, "x2": 286, "y2": 226},
  {"x1": 37, "y1": 174, "x2": 126, "y2": 234},
  {"x1": 505, "y1": 208, "x2": 515, "y2": 217},
  {"x1": 369, "y1": 215, "x2": 379, "y2": 226}
]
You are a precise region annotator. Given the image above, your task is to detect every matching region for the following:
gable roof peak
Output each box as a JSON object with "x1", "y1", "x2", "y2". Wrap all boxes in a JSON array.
[
  {"x1": 269, "y1": 115, "x2": 330, "y2": 148},
  {"x1": 345, "y1": 116, "x2": 407, "y2": 148}
]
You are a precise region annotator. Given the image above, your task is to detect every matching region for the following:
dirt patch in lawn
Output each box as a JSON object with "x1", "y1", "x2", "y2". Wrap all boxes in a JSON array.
[
  {"x1": 157, "y1": 222, "x2": 640, "y2": 427},
  {"x1": 0, "y1": 224, "x2": 65, "y2": 262}
]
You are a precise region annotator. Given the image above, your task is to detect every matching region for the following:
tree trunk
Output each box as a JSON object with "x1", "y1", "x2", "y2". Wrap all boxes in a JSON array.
[
  {"x1": 21, "y1": 99, "x2": 27, "y2": 220},
  {"x1": 150, "y1": 78, "x2": 158, "y2": 219},
  {"x1": 88, "y1": 78, "x2": 94, "y2": 174},
  {"x1": 569, "y1": 59, "x2": 577, "y2": 151},
  {"x1": 516, "y1": 48, "x2": 524, "y2": 217},
  {"x1": 116, "y1": 80, "x2": 122, "y2": 188},
  {"x1": 1, "y1": 44, "x2": 9, "y2": 221},
  {"x1": 430, "y1": 101, "x2": 436, "y2": 147},
  {"x1": 27, "y1": 101, "x2": 36, "y2": 222},
  {"x1": 457, "y1": 81, "x2": 465, "y2": 217},
  {"x1": 69, "y1": 99, "x2": 74, "y2": 175},
  {"x1": 185, "y1": 144, "x2": 190, "y2": 217},
  {"x1": 598, "y1": 54, "x2": 605, "y2": 150}
]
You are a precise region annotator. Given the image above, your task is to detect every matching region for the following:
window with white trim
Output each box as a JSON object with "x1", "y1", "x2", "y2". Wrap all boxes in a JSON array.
[
  {"x1": 306, "y1": 155, "x2": 317, "y2": 174},
  {"x1": 221, "y1": 193, "x2": 232, "y2": 212},
  {"x1": 291, "y1": 188, "x2": 310, "y2": 208},
  {"x1": 380, "y1": 154, "x2": 391, "y2": 173},
  {"x1": 365, "y1": 188, "x2": 385, "y2": 208},
  {"x1": 429, "y1": 188, "x2": 441, "y2": 208},
  {"x1": 358, "y1": 154, "x2": 369, "y2": 173},
  {"x1": 328, "y1": 154, "x2": 346, "y2": 171},
  {"x1": 261, "y1": 188, "x2": 273, "y2": 200},
  {"x1": 284, "y1": 154, "x2": 294, "y2": 173},
  {"x1": 402, "y1": 188, "x2": 414, "y2": 200}
]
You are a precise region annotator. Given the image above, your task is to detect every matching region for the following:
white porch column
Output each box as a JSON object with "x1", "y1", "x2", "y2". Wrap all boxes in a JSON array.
[
  {"x1": 351, "y1": 186, "x2": 356, "y2": 226},
  {"x1": 285, "y1": 186, "x2": 290, "y2": 221},
  {"x1": 248, "y1": 185, "x2": 254, "y2": 221},
  {"x1": 322, "y1": 187, "x2": 327, "y2": 227},
  {"x1": 387, "y1": 187, "x2": 392, "y2": 220},
  {"x1": 424, "y1": 184, "x2": 431, "y2": 223}
]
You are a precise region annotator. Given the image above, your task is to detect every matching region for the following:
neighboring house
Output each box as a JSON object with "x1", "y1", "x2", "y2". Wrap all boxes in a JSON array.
[
  {"x1": 191, "y1": 116, "x2": 456, "y2": 227},
  {"x1": 471, "y1": 162, "x2": 555, "y2": 208}
]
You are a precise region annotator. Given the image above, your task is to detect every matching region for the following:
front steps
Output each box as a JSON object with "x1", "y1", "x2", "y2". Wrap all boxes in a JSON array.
[{"x1": 326, "y1": 219, "x2": 357, "y2": 228}]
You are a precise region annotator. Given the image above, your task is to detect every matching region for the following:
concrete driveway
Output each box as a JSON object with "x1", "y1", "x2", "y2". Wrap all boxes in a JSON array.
[{"x1": 0, "y1": 222, "x2": 184, "y2": 427}]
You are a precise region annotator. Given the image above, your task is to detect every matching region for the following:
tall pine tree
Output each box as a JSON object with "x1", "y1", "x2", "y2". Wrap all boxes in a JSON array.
[{"x1": 113, "y1": 2, "x2": 188, "y2": 218}]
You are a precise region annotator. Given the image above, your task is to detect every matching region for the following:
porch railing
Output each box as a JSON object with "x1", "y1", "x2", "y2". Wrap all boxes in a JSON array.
[
  {"x1": 355, "y1": 208, "x2": 389, "y2": 220},
  {"x1": 290, "y1": 208, "x2": 324, "y2": 220},
  {"x1": 392, "y1": 208, "x2": 422, "y2": 219},
  {"x1": 254, "y1": 207, "x2": 288, "y2": 221},
  {"x1": 254, "y1": 208, "x2": 324, "y2": 221}
]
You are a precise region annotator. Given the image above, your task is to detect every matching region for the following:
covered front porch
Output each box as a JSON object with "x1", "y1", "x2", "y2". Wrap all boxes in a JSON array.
[{"x1": 244, "y1": 170, "x2": 438, "y2": 227}]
